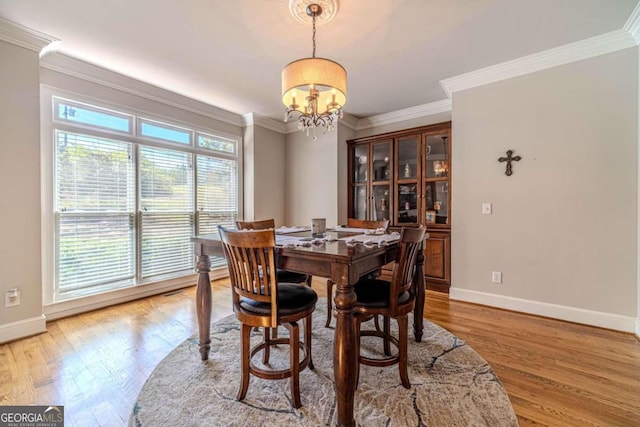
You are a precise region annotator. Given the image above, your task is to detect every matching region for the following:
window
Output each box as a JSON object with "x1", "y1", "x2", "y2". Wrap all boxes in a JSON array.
[
  {"x1": 54, "y1": 98, "x2": 132, "y2": 133},
  {"x1": 48, "y1": 95, "x2": 241, "y2": 301},
  {"x1": 139, "y1": 146, "x2": 194, "y2": 279},
  {"x1": 139, "y1": 118, "x2": 192, "y2": 145}
]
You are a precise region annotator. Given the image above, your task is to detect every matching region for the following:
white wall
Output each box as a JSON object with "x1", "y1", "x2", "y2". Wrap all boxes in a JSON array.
[
  {"x1": 637, "y1": 45, "x2": 640, "y2": 337},
  {"x1": 246, "y1": 125, "x2": 286, "y2": 225},
  {"x1": 451, "y1": 48, "x2": 638, "y2": 330},
  {"x1": 285, "y1": 130, "x2": 339, "y2": 226},
  {"x1": 0, "y1": 40, "x2": 45, "y2": 341}
]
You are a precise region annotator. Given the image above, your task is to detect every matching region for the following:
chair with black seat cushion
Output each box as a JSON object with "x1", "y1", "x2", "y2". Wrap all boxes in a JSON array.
[
  {"x1": 325, "y1": 218, "x2": 390, "y2": 327},
  {"x1": 218, "y1": 225, "x2": 317, "y2": 408},
  {"x1": 236, "y1": 219, "x2": 312, "y2": 286},
  {"x1": 353, "y1": 226, "x2": 426, "y2": 388}
]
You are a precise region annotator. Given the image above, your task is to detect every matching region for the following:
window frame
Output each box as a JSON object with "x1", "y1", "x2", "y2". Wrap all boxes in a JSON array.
[{"x1": 41, "y1": 85, "x2": 243, "y2": 304}]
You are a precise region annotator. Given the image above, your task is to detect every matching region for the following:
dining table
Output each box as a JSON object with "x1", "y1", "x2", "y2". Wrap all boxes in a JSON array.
[{"x1": 191, "y1": 227, "x2": 427, "y2": 427}]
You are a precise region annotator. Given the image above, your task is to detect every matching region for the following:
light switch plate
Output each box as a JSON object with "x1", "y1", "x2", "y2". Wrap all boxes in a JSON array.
[{"x1": 482, "y1": 203, "x2": 492, "y2": 215}]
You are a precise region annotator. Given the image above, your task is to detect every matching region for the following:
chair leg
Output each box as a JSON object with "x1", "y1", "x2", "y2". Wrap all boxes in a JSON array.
[
  {"x1": 325, "y1": 279, "x2": 334, "y2": 328},
  {"x1": 237, "y1": 323, "x2": 252, "y2": 401},
  {"x1": 383, "y1": 316, "x2": 391, "y2": 356},
  {"x1": 284, "y1": 321, "x2": 302, "y2": 409},
  {"x1": 272, "y1": 326, "x2": 279, "y2": 340},
  {"x1": 397, "y1": 314, "x2": 410, "y2": 389},
  {"x1": 354, "y1": 315, "x2": 362, "y2": 390},
  {"x1": 304, "y1": 313, "x2": 314, "y2": 370},
  {"x1": 262, "y1": 327, "x2": 271, "y2": 364}
]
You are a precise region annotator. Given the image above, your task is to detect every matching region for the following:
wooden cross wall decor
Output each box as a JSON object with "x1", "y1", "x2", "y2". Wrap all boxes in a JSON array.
[{"x1": 498, "y1": 150, "x2": 522, "y2": 176}]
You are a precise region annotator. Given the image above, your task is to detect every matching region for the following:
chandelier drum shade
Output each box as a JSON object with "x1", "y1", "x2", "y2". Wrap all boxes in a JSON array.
[{"x1": 282, "y1": 2, "x2": 347, "y2": 137}]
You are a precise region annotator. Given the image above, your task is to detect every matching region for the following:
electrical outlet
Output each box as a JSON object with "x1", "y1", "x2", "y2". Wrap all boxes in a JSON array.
[
  {"x1": 491, "y1": 271, "x2": 502, "y2": 284},
  {"x1": 5, "y1": 288, "x2": 20, "y2": 307},
  {"x1": 482, "y1": 203, "x2": 492, "y2": 215}
]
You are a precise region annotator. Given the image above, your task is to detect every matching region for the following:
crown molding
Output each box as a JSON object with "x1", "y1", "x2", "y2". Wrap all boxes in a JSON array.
[
  {"x1": 40, "y1": 52, "x2": 245, "y2": 127},
  {"x1": 243, "y1": 113, "x2": 287, "y2": 133},
  {"x1": 0, "y1": 17, "x2": 57, "y2": 53},
  {"x1": 355, "y1": 99, "x2": 452, "y2": 131},
  {"x1": 340, "y1": 112, "x2": 358, "y2": 130},
  {"x1": 624, "y1": 1, "x2": 640, "y2": 44},
  {"x1": 440, "y1": 29, "x2": 637, "y2": 98}
]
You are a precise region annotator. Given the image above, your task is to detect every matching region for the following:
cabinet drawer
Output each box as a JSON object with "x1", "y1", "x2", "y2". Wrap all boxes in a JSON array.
[{"x1": 424, "y1": 230, "x2": 450, "y2": 284}]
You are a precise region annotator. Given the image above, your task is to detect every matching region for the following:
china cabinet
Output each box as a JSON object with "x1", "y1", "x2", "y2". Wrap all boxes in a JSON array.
[{"x1": 347, "y1": 121, "x2": 451, "y2": 292}]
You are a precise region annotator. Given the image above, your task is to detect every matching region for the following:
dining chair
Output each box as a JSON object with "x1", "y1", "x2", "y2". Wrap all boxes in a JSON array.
[
  {"x1": 236, "y1": 219, "x2": 312, "y2": 286},
  {"x1": 325, "y1": 218, "x2": 390, "y2": 327},
  {"x1": 353, "y1": 226, "x2": 426, "y2": 388},
  {"x1": 218, "y1": 225, "x2": 317, "y2": 408}
]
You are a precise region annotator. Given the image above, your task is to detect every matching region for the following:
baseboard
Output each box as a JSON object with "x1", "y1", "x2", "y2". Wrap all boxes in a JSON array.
[
  {"x1": 44, "y1": 268, "x2": 228, "y2": 321},
  {"x1": 0, "y1": 314, "x2": 47, "y2": 344},
  {"x1": 450, "y1": 287, "x2": 637, "y2": 333},
  {"x1": 635, "y1": 318, "x2": 640, "y2": 339}
]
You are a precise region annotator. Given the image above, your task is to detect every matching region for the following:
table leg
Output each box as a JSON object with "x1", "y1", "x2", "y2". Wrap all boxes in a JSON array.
[
  {"x1": 333, "y1": 271, "x2": 357, "y2": 427},
  {"x1": 413, "y1": 250, "x2": 425, "y2": 342},
  {"x1": 196, "y1": 253, "x2": 212, "y2": 361}
]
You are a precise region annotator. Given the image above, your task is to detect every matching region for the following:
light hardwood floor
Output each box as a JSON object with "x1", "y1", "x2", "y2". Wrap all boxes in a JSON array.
[{"x1": 1, "y1": 278, "x2": 639, "y2": 426}]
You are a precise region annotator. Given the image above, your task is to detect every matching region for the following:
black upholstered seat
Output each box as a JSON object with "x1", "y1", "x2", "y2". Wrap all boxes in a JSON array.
[{"x1": 240, "y1": 283, "x2": 318, "y2": 316}]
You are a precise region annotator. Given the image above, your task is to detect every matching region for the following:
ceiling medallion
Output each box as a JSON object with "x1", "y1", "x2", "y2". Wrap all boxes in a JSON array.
[{"x1": 288, "y1": 0, "x2": 339, "y2": 25}]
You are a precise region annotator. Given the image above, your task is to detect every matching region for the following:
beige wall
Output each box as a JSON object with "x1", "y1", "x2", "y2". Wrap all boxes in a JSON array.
[
  {"x1": 0, "y1": 40, "x2": 43, "y2": 333},
  {"x1": 452, "y1": 48, "x2": 638, "y2": 320},
  {"x1": 247, "y1": 125, "x2": 286, "y2": 225},
  {"x1": 285, "y1": 130, "x2": 339, "y2": 226}
]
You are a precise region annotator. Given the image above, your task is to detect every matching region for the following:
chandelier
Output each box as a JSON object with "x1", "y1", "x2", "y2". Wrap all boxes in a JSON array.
[{"x1": 282, "y1": 2, "x2": 347, "y2": 138}]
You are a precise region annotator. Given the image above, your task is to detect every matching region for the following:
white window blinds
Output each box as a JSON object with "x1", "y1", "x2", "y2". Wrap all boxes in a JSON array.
[
  {"x1": 54, "y1": 131, "x2": 135, "y2": 295},
  {"x1": 140, "y1": 146, "x2": 194, "y2": 279},
  {"x1": 196, "y1": 154, "x2": 238, "y2": 268}
]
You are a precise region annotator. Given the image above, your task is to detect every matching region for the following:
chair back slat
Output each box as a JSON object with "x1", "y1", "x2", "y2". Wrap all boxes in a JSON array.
[
  {"x1": 236, "y1": 218, "x2": 276, "y2": 230},
  {"x1": 347, "y1": 218, "x2": 390, "y2": 231},
  {"x1": 389, "y1": 226, "x2": 426, "y2": 314},
  {"x1": 219, "y1": 226, "x2": 279, "y2": 326}
]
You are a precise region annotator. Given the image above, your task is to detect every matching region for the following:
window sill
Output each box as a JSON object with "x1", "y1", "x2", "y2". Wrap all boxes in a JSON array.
[{"x1": 43, "y1": 267, "x2": 229, "y2": 321}]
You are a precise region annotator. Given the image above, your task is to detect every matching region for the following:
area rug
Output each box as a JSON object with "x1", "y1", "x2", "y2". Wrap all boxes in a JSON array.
[{"x1": 130, "y1": 299, "x2": 517, "y2": 426}]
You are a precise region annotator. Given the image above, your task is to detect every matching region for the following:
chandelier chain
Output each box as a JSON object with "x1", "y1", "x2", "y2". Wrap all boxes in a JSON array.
[{"x1": 312, "y1": 12, "x2": 317, "y2": 58}]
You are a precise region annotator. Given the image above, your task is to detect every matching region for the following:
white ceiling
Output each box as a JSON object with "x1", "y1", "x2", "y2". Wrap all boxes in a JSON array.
[{"x1": 0, "y1": 0, "x2": 638, "y2": 121}]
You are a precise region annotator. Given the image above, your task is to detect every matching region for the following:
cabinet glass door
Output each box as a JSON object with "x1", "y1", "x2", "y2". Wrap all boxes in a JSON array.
[
  {"x1": 397, "y1": 136, "x2": 418, "y2": 180},
  {"x1": 424, "y1": 181, "x2": 449, "y2": 225},
  {"x1": 424, "y1": 132, "x2": 450, "y2": 226},
  {"x1": 353, "y1": 145, "x2": 369, "y2": 183},
  {"x1": 425, "y1": 134, "x2": 449, "y2": 179},
  {"x1": 372, "y1": 185, "x2": 390, "y2": 221},
  {"x1": 352, "y1": 185, "x2": 368, "y2": 220},
  {"x1": 397, "y1": 184, "x2": 418, "y2": 224},
  {"x1": 396, "y1": 135, "x2": 419, "y2": 225},
  {"x1": 372, "y1": 141, "x2": 391, "y2": 182}
]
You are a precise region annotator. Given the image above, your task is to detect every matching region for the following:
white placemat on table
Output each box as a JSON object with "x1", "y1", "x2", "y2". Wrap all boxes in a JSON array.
[
  {"x1": 338, "y1": 233, "x2": 401, "y2": 244},
  {"x1": 275, "y1": 235, "x2": 308, "y2": 245},
  {"x1": 327, "y1": 226, "x2": 376, "y2": 233},
  {"x1": 275, "y1": 226, "x2": 311, "y2": 234}
]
